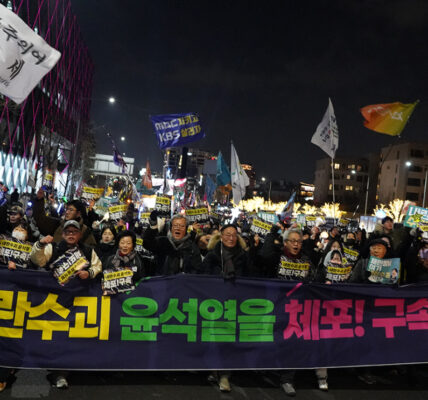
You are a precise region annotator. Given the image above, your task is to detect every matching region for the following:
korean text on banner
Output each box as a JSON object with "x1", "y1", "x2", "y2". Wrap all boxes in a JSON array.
[{"x1": 151, "y1": 113, "x2": 205, "y2": 150}]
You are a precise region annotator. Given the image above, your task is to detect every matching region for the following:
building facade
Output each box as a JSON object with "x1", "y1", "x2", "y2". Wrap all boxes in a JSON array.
[
  {"x1": 0, "y1": 0, "x2": 93, "y2": 192},
  {"x1": 313, "y1": 157, "x2": 372, "y2": 212},
  {"x1": 377, "y1": 142, "x2": 428, "y2": 206}
]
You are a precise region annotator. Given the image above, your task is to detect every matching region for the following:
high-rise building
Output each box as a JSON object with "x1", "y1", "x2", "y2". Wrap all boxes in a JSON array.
[
  {"x1": 377, "y1": 142, "x2": 428, "y2": 206},
  {"x1": 0, "y1": 0, "x2": 93, "y2": 192}
]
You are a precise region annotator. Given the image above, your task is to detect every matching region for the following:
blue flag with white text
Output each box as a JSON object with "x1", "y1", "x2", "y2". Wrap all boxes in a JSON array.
[{"x1": 151, "y1": 113, "x2": 205, "y2": 150}]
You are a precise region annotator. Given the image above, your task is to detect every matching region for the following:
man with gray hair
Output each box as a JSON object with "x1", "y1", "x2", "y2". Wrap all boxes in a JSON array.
[
  {"x1": 143, "y1": 211, "x2": 202, "y2": 275},
  {"x1": 260, "y1": 228, "x2": 326, "y2": 395}
]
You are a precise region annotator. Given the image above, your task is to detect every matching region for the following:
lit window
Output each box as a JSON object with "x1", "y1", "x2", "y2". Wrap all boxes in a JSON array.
[
  {"x1": 329, "y1": 184, "x2": 332, "y2": 190},
  {"x1": 334, "y1": 163, "x2": 340, "y2": 169},
  {"x1": 346, "y1": 175, "x2": 351, "y2": 180}
]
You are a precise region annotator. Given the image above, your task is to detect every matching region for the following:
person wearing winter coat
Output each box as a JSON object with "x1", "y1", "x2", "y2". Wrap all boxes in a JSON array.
[
  {"x1": 32, "y1": 188, "x2": 96, "y2": 247},
  {"x1": 143, "y1": 212, "x2": 202, "y2": 275},
  {"x1": 202, "y1": 224, "x2": 253, "y2": 278},
  {"x1": 260, "y1": 229, "x2": 326, "y2": 395},
  {"x1": 95, "y1": 225, "x2": 118, "y2": 264}
]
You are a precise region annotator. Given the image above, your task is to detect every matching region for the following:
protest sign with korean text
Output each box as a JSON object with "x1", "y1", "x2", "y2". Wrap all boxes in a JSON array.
[
  {"x1": 185, "y1": 207, "x2": 209, "y2": 224},
  {"x1": 81, "y1": 187, "x2": 105, "y2": 201},
  {"x1": 250, "y1": 218, "x2": 273, "y2": 241},
  {"x1": 0, "y1": 235, "x2": 32, "y2": 268},
  {"x1": 49, "y1": 248, "x2": 89, "y2": 286},
  {"x1": 102, "y1": 268, "x2": 135, "y2": 295},
  {"x1": 108, "y1": 204, "x2": 128, "y2": 222},
  {"x1": 403, "y1": 205, "x2": 428, "y2": 231},
  {"x1": 366, "y1": 257, "x2": 401, "y2": 284},
  {"x1": 155, "y1": 195, "x2": 171, "y2": 217}
]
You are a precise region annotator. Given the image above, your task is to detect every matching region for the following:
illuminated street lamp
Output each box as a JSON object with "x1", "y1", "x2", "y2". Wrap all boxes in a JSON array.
[
  {"x1": 121, "y1": 136, "x2": 125, "y2": 141},
  {"x1": 108, "y1": 97, "x2": 116, "y2": 104}
]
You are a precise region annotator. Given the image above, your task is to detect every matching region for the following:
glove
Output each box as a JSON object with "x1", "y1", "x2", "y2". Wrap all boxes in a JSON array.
[{"x1": 149, "y1": 210, "x2": 159, "y2": 226}]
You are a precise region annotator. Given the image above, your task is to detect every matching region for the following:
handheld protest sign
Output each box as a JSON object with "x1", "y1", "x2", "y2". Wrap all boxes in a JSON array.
[
  {"x1": 50, "y1": 248, "x2": 89, "y2": 286},
  {"x1": 257, "y1": 211, "x2": 279, "y2": 225},
  {"x1": 278, "y1": 257, "x2": 311, "y2": 280},
  {"x1": 102, "y1": 268, "x2": 135, "y2": 295},
  {"x1": 108, "y1": 204, "x2": 128, "y2": 222},
  {"x1": 81, "y1": 187, "x2": 105, "y2": 202},
  {"x1": 325, "y1": 262, "x2": 353, "y2": 283},
  {"x1": 366, "y1": 256, "x2": 401, "y2": 284},
  {"x1": 42, "y1": 170, "x2": 54, "y2": 193},
  {"x1": 155, "y1": 195, "x2": 171, "y2": 217},
  {"x1": 342, "y1": 246, "x2": 360, "y2": 265},
  {"x1": 250, "y1": 218, "x2": 273, "y2": 242},
  {"x1": 139, "y1": 212, "x2": 151, "y2": 229},
  {"x1": 403, "y1": 205, "x2": 428, "y2": 231},
  {"x1": 0, "y1": 236, "x2": 32, "y2": 268},
  {"x1": 185, "y1": 207, "x2": 209, "y2": 224}
]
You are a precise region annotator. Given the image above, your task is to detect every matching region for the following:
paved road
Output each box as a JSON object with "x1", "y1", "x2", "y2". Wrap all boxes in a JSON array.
[{"x1": 1, "y1": 367, "x2": 428, "y2": 399}]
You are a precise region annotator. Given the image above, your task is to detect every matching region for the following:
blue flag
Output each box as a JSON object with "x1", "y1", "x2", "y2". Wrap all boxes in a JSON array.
[
  {"x1": 216, "y1": 151, "x2": 231, "y2": 186},
  {"x1": 204, "y1": 175, "x2": 217, "y2": 204},
  {"x1": 280, "y1": 191, "x2": 296, "y2": 222},
  {"x1": 113, "y1": 148, "x2": 127, "y2": 174},
  {"x1": 151, "y1": 113, "x2": 205, "y2": 150}
]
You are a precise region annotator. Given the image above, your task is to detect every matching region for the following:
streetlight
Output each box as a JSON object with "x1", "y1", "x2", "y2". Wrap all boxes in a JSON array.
[
  {"x1": 121, "y1": 136, "x2": 125, "y2": 141},
  {"x1": 405, "y1": 161, "x2": 412, "y2": 167},
  {"x1": 108, "y1": 97, "x2": 116, "y2": 104},
  {"x1": 261, "y1": 177, "x2": 266, "y2": 182}
]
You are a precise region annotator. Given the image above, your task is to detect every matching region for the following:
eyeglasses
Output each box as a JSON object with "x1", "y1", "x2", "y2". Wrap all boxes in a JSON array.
[
  {"x1": 286, "y1": 239, "x2": 303, "y2": 245},
  {"x1": 172, "y1": 224, "x2": 186, "y2": 229}
]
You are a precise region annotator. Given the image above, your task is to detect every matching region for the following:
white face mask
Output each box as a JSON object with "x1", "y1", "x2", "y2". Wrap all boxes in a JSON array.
[{"x1": 12, "y1": 231, "x2": 27, "y2": 241}]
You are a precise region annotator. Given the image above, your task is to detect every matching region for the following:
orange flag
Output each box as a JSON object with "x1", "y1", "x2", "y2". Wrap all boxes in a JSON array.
[{"x1": 360, "y1": 101, "x2": 419, "y2": 136}]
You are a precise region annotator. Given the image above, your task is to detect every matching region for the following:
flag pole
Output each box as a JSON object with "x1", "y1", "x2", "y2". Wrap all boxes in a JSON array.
[{"x1": 331, "y1": 157, "x2": 336, "y2": 221}]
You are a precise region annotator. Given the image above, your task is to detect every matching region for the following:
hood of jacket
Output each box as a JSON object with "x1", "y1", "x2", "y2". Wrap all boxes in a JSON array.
[{"x1": 207, "y1": 232, "x2": 248, "y2": 252}]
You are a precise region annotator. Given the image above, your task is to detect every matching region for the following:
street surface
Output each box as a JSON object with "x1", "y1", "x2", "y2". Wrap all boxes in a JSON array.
[{"x1": 1, "y1": 366, "x2": 428, "y2": 399}]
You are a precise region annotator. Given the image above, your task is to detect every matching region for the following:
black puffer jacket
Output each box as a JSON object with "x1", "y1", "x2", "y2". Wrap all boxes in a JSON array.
[
  {"x1": 143, "y1": 227, "x2": 202, "y2": 275},
  {"x1": 201, "y1": 233, "x2": 253, "y2": 278}
]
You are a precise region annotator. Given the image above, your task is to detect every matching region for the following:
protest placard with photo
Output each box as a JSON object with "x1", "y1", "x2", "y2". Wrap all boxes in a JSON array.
[{"x1": 366, "y1": 256, "x2": 401, "y2": 284}]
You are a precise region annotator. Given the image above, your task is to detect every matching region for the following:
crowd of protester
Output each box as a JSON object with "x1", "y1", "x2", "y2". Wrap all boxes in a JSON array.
[{"x1": 0, "y1": 185, "x2": 427, "y2": 396}]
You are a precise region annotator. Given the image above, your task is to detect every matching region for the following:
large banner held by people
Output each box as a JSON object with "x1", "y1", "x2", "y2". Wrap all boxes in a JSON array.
[
  {"x1": 150, "y1": 113, "x2": 205, "y2": 150},
  {"x1": 2, "y1": 270, "x2": 428, "y2": 371}
]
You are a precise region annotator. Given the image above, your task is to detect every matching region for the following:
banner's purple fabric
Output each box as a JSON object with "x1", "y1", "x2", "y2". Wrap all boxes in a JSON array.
[{"x1": 0, "y1": 268, "x2": 427, "y2": 370}]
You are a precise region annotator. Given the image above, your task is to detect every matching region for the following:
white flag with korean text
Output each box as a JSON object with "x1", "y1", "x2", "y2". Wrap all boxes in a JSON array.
[
  {"x1": 311, "y1": 98, "x2": 339, "y2": 159},
  {"x1": 231, "y1": 142, "x2": 249, "y2": 205},
  {"x1": 0, "y1": 4, "x2": 61, "y2": 104}
]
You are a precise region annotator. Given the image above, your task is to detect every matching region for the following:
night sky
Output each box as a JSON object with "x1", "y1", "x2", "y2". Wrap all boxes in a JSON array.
[{"x1": 70, "y1": 0, "x2": 428, "y2": 182}]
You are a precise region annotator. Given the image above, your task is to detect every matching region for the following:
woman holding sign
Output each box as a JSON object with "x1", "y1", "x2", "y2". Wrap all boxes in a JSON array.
[{"x1": 102, "y1": 230, "x2": 145, "y2": 295}]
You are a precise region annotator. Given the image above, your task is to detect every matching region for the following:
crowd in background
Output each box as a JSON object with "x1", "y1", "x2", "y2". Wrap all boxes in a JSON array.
[{"x1": 0, "y1": 184, "x2": 427, "y2": 396}]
